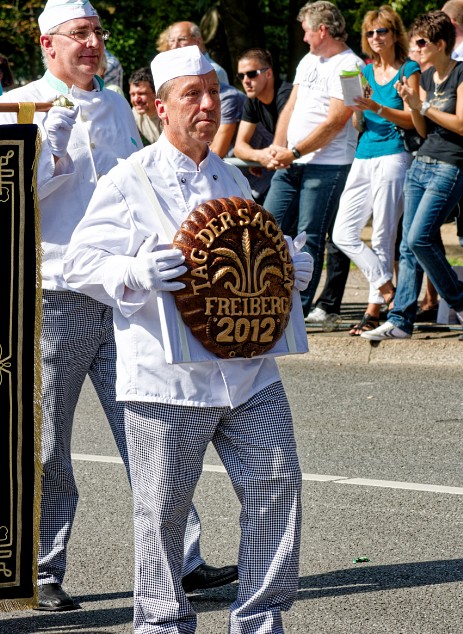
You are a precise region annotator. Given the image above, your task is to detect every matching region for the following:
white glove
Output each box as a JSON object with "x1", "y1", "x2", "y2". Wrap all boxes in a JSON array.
[
  {"x1": 44, "y1": 105, "x2": 79, "y2": 158},
  {"x1": 124, "y1": 234, "x2": 187, "y2": 292},
  {"x1": 291, "y1": 232, "x2": 314, "y2": 291}
]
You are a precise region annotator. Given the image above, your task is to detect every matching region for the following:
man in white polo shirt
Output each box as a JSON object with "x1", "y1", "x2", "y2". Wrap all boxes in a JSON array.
[{"x1": 264, "y1": 1, "x2": 363, "y2": 326}]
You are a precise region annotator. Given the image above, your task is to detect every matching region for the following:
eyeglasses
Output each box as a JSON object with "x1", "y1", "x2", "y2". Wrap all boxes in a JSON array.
[
  {"x1": 415, "y1": 38, "x2": 431, "y2": 49},
  {"x1": 237, "y1": 68, "x2": 269, "y2": 81},
  {"x1": 365, "y1": 27, "x2": 389, "y2": 38},
  {"x1": 168, "y1": 36, "x2": 195, "y2": 45},
  {"x1": 53, "y1": 28, "x2": 110, "y2": 43}
]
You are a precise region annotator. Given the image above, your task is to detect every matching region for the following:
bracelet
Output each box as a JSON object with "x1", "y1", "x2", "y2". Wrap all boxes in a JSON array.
[{"x1": 376, "y1": 104, "x2": 383, "y2": 116}]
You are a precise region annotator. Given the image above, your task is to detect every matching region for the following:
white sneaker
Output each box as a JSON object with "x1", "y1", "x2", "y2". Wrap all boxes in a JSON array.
[
  {"x1": 360, "y1": 320, "x2": 411, "y2": 341},
  {"x1": 304, "y1": 307, "x2": 340, "y2": 324}
]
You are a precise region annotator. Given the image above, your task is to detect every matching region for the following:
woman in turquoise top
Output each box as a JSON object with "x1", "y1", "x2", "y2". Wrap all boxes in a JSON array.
[{"x1": 333, "y1": 5, "x2": 420, "y2": 335}]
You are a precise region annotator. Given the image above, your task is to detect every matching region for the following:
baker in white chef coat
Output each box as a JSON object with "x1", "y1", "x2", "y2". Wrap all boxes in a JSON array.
[{"x1": 64, "y1": 45, "x2": 313, "y2": 634}]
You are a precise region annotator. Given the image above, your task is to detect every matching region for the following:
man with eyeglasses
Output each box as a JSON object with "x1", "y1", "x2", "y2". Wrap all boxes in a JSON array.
[
  {"x1": 264, "y1": 1, "x2": 363, "y2": 326},
  {"x1": 0, "y1": 0, "x2": 236, "y2": 612},
  {"x1": 0, "y1": 0, "x2": 140, "y2": 612},
  {"x1": 165, "y1": 20, "x2": 229, "y2": 85}
]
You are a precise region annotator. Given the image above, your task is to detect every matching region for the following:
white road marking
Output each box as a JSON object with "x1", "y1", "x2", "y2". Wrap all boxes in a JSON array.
[
  {"x1": 71, "y1": 453, "x2": 463, "y2": 496},
  {"x1": 335, "y1": 478, "x2": 463, "y2": 496},
  {"x1": 73, "y1": 453, "x2": 124, "y2": 464}
]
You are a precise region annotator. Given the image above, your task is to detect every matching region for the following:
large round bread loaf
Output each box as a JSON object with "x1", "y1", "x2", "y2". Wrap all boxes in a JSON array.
[{"x1": 172, "y1": 197, "x2": 294, "y2": 359}]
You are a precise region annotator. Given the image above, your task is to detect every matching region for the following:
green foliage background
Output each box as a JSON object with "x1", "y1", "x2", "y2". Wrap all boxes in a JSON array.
[{"x1": 0, "y1": 0, "x2": 442, "y2": 92}]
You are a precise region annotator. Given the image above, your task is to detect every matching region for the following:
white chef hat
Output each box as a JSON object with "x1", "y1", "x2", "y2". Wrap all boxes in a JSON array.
[
  {"x1": 151, "y1": 45, "x2": 215, "y2": 92},
  {"x1": 38, "y1": 0, "x2": 99, "y2": 35}
]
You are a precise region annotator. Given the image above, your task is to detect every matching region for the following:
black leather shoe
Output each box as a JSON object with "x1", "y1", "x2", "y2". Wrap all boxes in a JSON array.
[
  {"x1": 182, "y1": 563, "x2": 238, "y2": 593},
  {"x1": 35, "y1": 583, "x2": 79, "y2": 611}
]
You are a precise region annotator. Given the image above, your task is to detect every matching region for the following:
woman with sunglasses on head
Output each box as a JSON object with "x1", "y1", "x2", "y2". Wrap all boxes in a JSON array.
[
  {"x1": 332, "y1": 5, "x2": 420, "y2": 336},
  {"x1": 363, "y1": 10, "x2": 463, "y2": 340},
  {"x1": 406, "y1": 33, "x2": 442, "y2": 324}
]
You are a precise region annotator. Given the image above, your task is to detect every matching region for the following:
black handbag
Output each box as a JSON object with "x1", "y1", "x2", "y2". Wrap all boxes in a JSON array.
[
  {"x1": 395, "y1": 64, "x2": 424, "y2": 153},
  {"x1": 396, "y1": 125, "x2": 423, "y2": 153}
]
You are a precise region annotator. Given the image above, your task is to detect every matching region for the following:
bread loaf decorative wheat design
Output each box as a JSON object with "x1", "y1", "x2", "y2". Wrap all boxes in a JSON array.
[{"x1": 172, "y1": 197, "x2": 294, "y2": 358}]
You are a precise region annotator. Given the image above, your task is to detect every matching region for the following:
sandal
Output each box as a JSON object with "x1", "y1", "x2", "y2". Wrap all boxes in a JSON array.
[
  {"x1": 378, "y1": 284, "x2": 395, "y2": 313},
  {"x1": 415, "y1": 304, "x2": 438, "y2": 322},
  {"x1": 379, "y1": 288, "x2": 396, "y2": 317},
  {"x1": 349, "y1": 312, "x2": 380, "y2": 336}
]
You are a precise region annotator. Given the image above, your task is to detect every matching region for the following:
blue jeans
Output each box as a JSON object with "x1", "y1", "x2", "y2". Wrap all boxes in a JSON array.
[
  {"x1": 264, "y1": 162, "x2": 351, "y2": 314},
  {"x1": 389, "y1": 156, "x2": 463, "y2": 334}
]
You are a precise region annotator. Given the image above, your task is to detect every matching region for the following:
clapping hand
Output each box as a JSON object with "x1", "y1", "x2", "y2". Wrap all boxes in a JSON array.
[{"x1": 394, "y1": 76, "x2": 420, "y2": 111}]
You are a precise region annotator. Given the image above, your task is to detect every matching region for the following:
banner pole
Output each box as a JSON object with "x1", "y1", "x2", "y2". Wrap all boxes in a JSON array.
[{"x1": 0, "y1": 103, "x2": 53, "y2": 113}]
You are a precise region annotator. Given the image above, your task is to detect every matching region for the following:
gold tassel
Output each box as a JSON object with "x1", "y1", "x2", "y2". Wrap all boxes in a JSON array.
[{"x1": 17, "y1": 103, "x2": 36, "y2": 125}]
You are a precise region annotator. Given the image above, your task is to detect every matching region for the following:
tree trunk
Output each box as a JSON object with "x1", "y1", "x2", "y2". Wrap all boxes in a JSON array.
[
  {"x1": 287, "y1": 0, "x2": 308, "y2": 81},
  {"x1": 218, "y1": 0, "x2": 266, "y2": 83}
]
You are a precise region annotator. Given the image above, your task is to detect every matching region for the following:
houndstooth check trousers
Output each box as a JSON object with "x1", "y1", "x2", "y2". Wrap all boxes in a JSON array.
[
  {"x1": 38, "y1": 290, "x2": 203, "y2": 585},
  {"x1": 125, "y1": 381, "x2": 302, "y2": 634}
]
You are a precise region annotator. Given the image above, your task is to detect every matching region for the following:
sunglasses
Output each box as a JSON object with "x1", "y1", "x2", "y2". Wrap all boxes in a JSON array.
[
  {"x1": 365, "y1": 27, "x2": 389, "y2": 38},
  {"x1": 415, "y1": 38, "x2": 431, "y2": 49},
  {"x1": 237, "y1": 67, "x2": 269, "y2": 81}
]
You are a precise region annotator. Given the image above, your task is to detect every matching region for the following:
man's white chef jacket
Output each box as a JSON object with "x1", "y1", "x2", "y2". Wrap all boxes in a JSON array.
[
  {"x1": 0, "y1": 71, "x2": 142, "y2": 289},
  {"x1": 64, "y1": 134, "x2": 282, "y2": 408}
]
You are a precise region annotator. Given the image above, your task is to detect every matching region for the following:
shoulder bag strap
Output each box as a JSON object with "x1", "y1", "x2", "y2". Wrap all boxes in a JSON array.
[{"x1": 127, "y1": 155, "x2": 191, "y2": 362}]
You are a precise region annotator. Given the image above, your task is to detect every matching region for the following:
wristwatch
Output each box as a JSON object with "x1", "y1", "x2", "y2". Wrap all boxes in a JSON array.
[
  {"x1": 291, "y1": 146, "x2": 301, "y2": 159},
  {"x1": 420, "y1": 101, "x2": 431, "y2": 116}
]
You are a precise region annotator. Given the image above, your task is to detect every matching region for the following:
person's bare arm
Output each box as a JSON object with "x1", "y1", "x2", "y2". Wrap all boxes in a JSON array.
[
  {"x1": 354, "y1": 70, "x2": 421, "y2": 129},
  {"x1": 397, "y1": 73, "x2": 463, "y2": 137},
  {"x1": 272, "y1": 85, "x2": 298, "y2": 147},
  {"x1": 269, "y1": 96, "x2": 353, "y2": 168},
  {"x1": 234, "y1": 120, "x2": 275, "y2": 167}
]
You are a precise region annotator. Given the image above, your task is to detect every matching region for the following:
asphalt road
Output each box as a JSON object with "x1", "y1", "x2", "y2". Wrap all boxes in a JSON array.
[{"x1": 1, "y1": 356, "x2": 462, "y2": 633}]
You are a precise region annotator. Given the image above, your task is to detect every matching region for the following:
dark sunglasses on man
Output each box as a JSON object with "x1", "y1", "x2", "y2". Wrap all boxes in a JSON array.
[{"x1": 237, "y1": 67, "x2": 269, "y2": 81}]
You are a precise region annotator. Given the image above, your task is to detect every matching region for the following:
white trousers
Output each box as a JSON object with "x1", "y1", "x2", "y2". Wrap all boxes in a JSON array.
[
  {"x1": 333, "y1": 152, "x2": 412, "y2": 304},
  {"x1": 125, "y1": 381, "x2": 302, "y2": 634}
]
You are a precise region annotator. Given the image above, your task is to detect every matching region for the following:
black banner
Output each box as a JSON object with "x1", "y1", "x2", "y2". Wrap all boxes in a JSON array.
[{"x1": 0, "y1": 124, "x2": 42, "y2": 610}]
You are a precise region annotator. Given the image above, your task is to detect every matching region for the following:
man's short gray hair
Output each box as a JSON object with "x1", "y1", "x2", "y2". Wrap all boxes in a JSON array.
[
  {"x1": 298, "y1": 1, "x2": 347, "y2": 41},
  {"x1": 40, "y1": 28, "x2": 58, "y2": 69},
  {"x1": 189, "y1": 22, "x2": 202, "y2": 39},
  {"x1": 156, "y1": 78, "x2": 175, "y2": 102}
]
